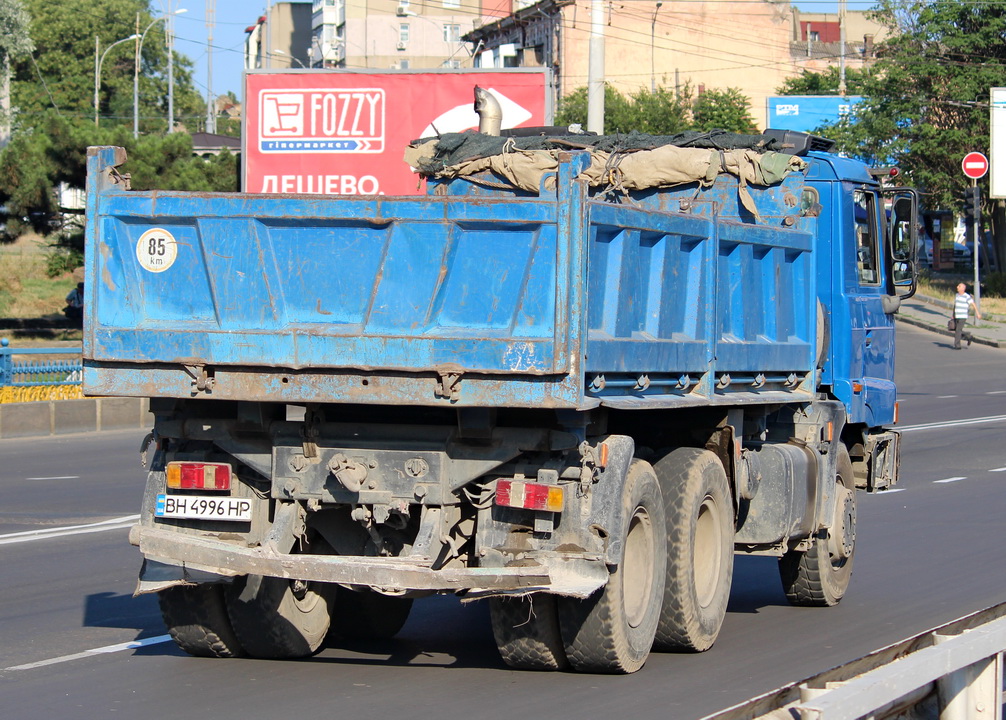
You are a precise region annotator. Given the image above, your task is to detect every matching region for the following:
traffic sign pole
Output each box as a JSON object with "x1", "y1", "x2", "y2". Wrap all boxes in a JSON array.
[
  {"x1": 961, "y1": 152, "x2": 989, "y2": 314},
  {"x1": 973, "y1": 179, "x2": 980, "y2": 313}
]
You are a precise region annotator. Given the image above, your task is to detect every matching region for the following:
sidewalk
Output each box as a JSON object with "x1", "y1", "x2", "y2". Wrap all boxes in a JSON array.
[{"x1": 897, "y1": 294, "x2": 1006, "y2": 349}]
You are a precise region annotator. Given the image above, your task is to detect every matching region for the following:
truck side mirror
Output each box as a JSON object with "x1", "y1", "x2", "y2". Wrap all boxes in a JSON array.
[{"x1": 883, "y1": 189, "x2": 919, "y2": 303}]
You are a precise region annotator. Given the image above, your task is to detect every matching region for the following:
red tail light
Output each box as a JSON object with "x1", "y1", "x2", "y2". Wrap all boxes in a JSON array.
[
  {"x1": 166, "y1": 462, "x2": 232, "y2": 491},
  {"x1": 495, "y1": 479, "x2": 564, "y2": 512}
]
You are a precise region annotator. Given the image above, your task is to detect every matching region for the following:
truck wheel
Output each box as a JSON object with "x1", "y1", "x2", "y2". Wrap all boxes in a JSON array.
[
  {"x1": 158, "y1": 584, "x2": 245, "y2": 658},
  {"x1": 652, "y1": 448, "x2": 734, "y2": 652},
  {"x1": 330, "y1": 588, "x2": 414, "y2": 640},
  {"x1": 226, "y1": 574, "x2": 334, "y2": 658},
  {"x1": 779, "y1": 445, "x2": 856, "y2": 607},
  {"x1": 490, "y1": 594, "x2": 569, "y2": 671},
  {"x1": 558, "y1": 459, "x2": 667, "y2": 674}
]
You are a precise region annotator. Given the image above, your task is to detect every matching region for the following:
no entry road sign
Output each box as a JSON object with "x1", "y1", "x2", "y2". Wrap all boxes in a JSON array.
[{"x1": 962, "y1": 151, "x2": 989, "y2": 179}]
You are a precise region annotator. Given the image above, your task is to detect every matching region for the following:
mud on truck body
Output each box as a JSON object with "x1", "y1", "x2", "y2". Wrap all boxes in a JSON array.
[{"x1": 83, "y1": 127, "x2": 917, "y2": 673}]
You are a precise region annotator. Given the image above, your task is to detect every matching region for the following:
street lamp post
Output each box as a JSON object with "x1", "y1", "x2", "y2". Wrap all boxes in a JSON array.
[
  {"x1": 167, "y1": 9, "x2": 188, "y2": 133},
  {"x1": 94, "y1": 34, "x2": 139, "y2": 126},
  {"x1": 273, "y1": 49, "x2": 307, "y2": 69},
  {"x1": 134, "y1": 9, "x2": 186, "y2": 139}
]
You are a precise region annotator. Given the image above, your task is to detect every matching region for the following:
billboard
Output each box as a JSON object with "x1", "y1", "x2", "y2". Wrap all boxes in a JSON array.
[
  {"x1": 243, "y1": 69, "x2": 551, "y2": 195},
  {"x1": 766, "y1": 95, "x2": 864, "y2": 133},
  {"x1": 991, "y1": 87, "x2": 1005, "y2": 199}
]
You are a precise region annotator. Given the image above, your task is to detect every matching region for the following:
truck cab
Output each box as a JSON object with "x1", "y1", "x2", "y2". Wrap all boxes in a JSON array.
[{"x1": 805, "y1": 150, "x2": 916, "y2": 487}]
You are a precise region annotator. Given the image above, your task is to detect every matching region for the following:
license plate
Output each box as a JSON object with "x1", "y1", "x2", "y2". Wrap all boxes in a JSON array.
[{"x1": 155, "y1": 494, "x2": 252, "y2": 522}]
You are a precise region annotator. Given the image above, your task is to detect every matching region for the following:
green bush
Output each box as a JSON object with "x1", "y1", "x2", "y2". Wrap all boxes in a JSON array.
[
  {"x1": 45, "y1": 245, "x2": 83, "y2": 278},
  {"x1": 981, "y1": 272, "x2": 1006, "y2": 298}
]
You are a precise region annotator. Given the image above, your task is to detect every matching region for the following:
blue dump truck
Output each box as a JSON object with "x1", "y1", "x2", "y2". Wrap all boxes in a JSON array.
[{"x1": 84, "y1": 125, "x2": 917, "y2": 674}]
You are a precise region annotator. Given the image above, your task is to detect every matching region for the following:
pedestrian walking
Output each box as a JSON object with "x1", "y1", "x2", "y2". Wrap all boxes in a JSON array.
[{"x1": 951, "y1": 282, "x2": 980, "y2": 349}]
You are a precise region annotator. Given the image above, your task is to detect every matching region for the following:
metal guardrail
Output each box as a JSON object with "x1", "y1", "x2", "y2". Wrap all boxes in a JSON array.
[
  {"x1": 704, "y1": 603, "x2": 1006, "y2": 720},
  {"x1": 0, "y1": 337, "x2": 82, "y2": 387}
]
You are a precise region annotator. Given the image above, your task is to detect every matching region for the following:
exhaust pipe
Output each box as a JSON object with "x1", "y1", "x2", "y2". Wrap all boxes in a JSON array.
[{"x1": 474, "y1": 86, "x2": 502, "y2": 136}]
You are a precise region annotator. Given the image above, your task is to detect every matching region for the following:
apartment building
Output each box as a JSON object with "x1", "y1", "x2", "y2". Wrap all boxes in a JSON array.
[
  {"x1": 306, "y1": 0, "x2": 517, "y2": 70},
  {"x1": 244, "y1": 1, "x2": 884, "y2": 129},
  {"x1": 464, "y1": 0, "x2": 887, "y2": 129}
]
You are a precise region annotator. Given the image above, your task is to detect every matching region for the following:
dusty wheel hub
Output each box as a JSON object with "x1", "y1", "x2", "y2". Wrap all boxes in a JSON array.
[{"x1": 827, "y1": 485, "x2": 856, "y2": 561}]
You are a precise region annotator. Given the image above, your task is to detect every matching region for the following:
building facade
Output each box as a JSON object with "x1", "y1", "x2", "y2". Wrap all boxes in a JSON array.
[
  {"x1": 243, "y1": 1, "x2": 886, "y2": 130},
  {"x1": 245, "y1": 2, "x2": 314, "y2": 70},
  {"x1": 307, "y1": 0, "x2": 517, "y2": 71},
  {"x1": 465, "y1": 0, "x2": 887, "y2": 129}
]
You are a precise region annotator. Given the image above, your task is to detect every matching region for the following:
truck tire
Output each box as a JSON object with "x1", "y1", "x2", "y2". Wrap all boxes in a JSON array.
[
  {"x1": 652, "y1": 448, "x2": 734, "y2": 652},
  {"x1": 226, "y1": 574, "x2": 334, "y2": 659},
  {"x1": 490, "y1": 594, "x2": 569, "y2": 671},
  {"x1": 330, "y1": 588, "x2": 414, "y2": 640},
  {"x1": 779, "y1": 444, "x2": 856, "y2": 607},
  {"x1": 558, "y1": 459, "x2": 667, "y2": 674},
  {"x1": 158, "y1": 583, "x2": 245, "y2": 658}
]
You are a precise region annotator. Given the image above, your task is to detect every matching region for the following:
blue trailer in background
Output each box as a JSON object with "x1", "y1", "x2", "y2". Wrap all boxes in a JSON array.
[{"x1": 84, "y1": 128, "x2": 917, "y2": 674}]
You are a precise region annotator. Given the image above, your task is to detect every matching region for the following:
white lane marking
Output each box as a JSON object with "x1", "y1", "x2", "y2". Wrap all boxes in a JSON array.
[
  {"x1": 990, "y1": 467, "x2": 1006, "y2": 473},
  {"x1": 934, "y1": 477, "x2": 966, "y2": 484},
  {"x1": 986, "y1": 391, "x2": 1006, "y2": 395},
  {"x1": 936, "y1": 395, "x2": 958, "y2": 399},
  {"x1": 876, "y1": 488, "x2": 907, "y2": 494},
  {"x1": 6, "y1": 634, "x2": 173, "y2": 672},
  {"x1": 24, "y1": 476, "x2": 80, "y2": 481},
  {"x1": 899, "y1": 414, "x2": 1006, "y2": 433},
  {"x1": 0, "y1": 515, "x2": 139, "y2": 546}
]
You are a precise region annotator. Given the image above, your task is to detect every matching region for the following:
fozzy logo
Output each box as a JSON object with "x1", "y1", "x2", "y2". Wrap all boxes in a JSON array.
[{"x1": 259, "y1": 88, "x2": 385, "y2": 153}]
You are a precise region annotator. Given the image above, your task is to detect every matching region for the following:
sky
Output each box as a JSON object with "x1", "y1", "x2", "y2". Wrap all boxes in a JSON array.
[{"x1": 172, "y1": 0, "x2": 879, "y2": 105}]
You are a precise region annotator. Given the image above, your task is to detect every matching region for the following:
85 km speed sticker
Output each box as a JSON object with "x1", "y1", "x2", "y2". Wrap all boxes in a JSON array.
[{"x1": 136, "y1": 228, "x2": 178, "y2": 273}]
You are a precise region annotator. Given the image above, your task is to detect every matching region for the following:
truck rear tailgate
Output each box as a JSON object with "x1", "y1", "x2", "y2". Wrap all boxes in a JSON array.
[{"x1": 85, "y1": 149, "x2": 576, "y2": 379}]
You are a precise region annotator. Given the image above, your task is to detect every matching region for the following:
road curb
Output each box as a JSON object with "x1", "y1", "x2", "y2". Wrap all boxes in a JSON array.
[{"x1": 0, "y1": 397, "x2": 151, "y2": 439}]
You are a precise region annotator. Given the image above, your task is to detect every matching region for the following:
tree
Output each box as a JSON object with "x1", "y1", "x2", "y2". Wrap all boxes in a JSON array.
[
  {"x1": 776, "y1": 66, "x2": 874, "y2": 97},
  {"x1": 11, "y1": 0, "x2": 204, "y2": 133},
  {"x1": 556, "y1": 83, "x2": 754, "y2": 135},
  {"x1": 793, "y1": 1, "x2": 1006, "y2": 270},
  {"x1": 692, "y1": 88, "x2": 758, "y2": 134},
  {"x1": 0, "y1": 0, "x2": 34, "y2": 148},
  {"x1": 806, "y1": 2, "x2": 1003, "y2": 210},
  {"x1": 0, "y1": 0, "x2": 234, "y2": 242}
]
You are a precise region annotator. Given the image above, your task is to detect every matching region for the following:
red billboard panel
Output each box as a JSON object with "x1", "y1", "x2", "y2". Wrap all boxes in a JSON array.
[{"x1": 243, "y1": 70, "x2": 551, "y2": 196}]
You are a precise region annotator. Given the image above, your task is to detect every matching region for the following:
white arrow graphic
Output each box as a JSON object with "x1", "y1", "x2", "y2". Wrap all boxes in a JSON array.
[{"x1": 418, "y1": 88, "x2": 534, "y2": 139}]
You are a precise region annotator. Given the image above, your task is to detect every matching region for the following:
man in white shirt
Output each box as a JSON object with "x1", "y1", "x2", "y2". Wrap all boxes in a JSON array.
[{"x1": 952, "y1": 282, "x2": 980, "y2": 350}]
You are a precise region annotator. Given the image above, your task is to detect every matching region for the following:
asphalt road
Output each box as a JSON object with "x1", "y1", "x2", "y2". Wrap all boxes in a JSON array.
[{"x1": 1, "y1": 322, "x2": 1004, "y2": 719}]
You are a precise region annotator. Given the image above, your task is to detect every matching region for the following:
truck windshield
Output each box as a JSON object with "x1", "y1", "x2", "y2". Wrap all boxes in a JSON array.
[{"x1": 853, "y1": 189, "x2": 880, "y2": 286}]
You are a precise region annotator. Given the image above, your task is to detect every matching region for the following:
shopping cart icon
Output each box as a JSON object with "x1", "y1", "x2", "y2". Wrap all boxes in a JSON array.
[{"x1": 262, "y1": 93, "x2": 304, "y2": 136}]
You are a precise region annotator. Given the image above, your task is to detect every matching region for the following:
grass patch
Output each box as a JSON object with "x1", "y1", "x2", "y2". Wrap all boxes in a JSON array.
[
  {"x1": 0, "y1": 237, "x2": 77, "y2": 321},
  {"x1": 918, "y1": 272, "x2": 1006, "y2": 317}
]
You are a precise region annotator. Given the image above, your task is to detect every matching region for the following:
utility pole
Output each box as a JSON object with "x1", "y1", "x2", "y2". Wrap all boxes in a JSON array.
[
  {"x1": 206, "y1": 0, "x2": 215, "y2": 134},
  {"x1": 838, "y1": 0, "x2": 847, "y2": 96},
  {"x1": 167, "y1": 2, "x2": 175, "y2": 132},
  {"x1": 587, "y1": 0, "x2": 605, "y2": 134},
  {"x1": 650, "y1": 2, "x2": 662, "y2": 94},
  {"x1": 0, "y1": 53, "x2": 10, "y2": 150}
]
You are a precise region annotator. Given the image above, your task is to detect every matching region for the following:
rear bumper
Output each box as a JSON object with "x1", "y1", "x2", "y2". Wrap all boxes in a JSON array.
[{"x1": 130, "y1": 524, "x2": 605, "y2": 598}]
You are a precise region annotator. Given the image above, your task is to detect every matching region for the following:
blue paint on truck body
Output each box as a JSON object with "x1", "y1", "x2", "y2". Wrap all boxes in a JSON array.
[{"x1": 82, "y1": 144, "x2": 898, "y2": 425}]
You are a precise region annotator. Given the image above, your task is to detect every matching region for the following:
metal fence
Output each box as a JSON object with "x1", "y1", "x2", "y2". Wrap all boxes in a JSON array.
[
  {"x1": 704, "y1": 602, "x2": 1006, "y2": 720},
  {"x1": 0, "y1": 338, "x2": 83, "y2": 403}
]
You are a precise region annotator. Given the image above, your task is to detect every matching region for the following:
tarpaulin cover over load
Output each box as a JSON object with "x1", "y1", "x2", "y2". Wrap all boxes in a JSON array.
[{"x1": 405, "y1": 130, "x2": 808, "y2": 219}]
